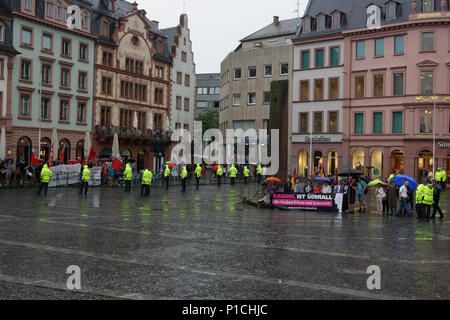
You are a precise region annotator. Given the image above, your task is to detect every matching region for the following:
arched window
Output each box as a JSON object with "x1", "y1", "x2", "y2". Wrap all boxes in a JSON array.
[
  {"x1": 386, "y1": 2, "x2": 396, "y2": 20},
  {"x1": 352, "y1": 150, "x2": 364, "y2": 171},
  {"x1": 100, "y1": 20, "x2": 109, "y2": 37},
  {"x1": 298, "y1": 150, "x2": 308, "y2": 177},
  {"x1": 120, "y1": 149, "x2": 132, "y2": 164},
  {"x1": 391, "y1": 150, "x2": 404, "y2": 175},
  {"x1": 16, "y1": 136, "x2": 32, "y2": 168},
  {"x1": 99, "y1": 148, "x2": 112, "y2": 160},
  {"x1": 76, "y1": 140, "x2": 84, "y2": 162},
  {"x1": 40, "y1": 137, "x2": 51, "y2": 162},
  {"x1": 313, "y1": 151, "x2": 323, "y2": 175},
  {"x1": 327, "y1": 151, "x2": 338, "y2": 176},
  {"x1": 59, "y1": 138, "x2": 70, "y2": 164},
  {"x1": 371, "y1": 150, "x2": 383, "y2": 178},
  {"x1": 55, "y1": 1, "x2": 61, "y2": 20}
]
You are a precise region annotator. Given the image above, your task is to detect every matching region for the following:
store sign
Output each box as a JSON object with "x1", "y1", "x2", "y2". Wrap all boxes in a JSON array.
[
  {"x1": 305, "y1": 136, "x2": 331, "y2": 142},
  {"x1": 437, "y1": 141, "x2": 450, "y2": 148},
  {"x1": 272, "y1": 193, "x2": 337, "y2": 211}
]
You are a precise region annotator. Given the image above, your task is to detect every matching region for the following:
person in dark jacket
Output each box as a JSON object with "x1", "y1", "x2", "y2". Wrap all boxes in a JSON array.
[
  {"x1": 431, "y1": 179, "x2": 444, "y2": 220},
  {"x1": 387, "y1": 181, "x2": 398, "y2": 215},
  {"x1": 284, "y1": 178, "x2": 292, "y2": 193}
]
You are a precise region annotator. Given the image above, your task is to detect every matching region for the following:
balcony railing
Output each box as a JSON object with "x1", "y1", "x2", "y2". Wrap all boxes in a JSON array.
[{"x1": 95, "y1": 125, "x2": 172, "y2": 142}]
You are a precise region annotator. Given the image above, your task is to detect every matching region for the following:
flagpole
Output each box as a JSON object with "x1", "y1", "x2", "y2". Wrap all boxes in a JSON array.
[
  {"x1": 433, "y1": 94, "x2": 436, "y2": 177},
  {"x1": 309, "y1": 100, "x2": 313, "y2": 176}
]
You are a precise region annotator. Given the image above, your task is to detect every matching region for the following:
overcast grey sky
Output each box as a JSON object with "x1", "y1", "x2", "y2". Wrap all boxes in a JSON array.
[{"x1": 139, "y1": 0, "x2": 309, "y2": 74}]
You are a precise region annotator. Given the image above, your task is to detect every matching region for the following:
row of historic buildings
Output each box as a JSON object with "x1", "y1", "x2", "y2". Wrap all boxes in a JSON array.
[
  {"x1": 219, "y1": 0, "x2": 450, "y2": 180},
  {"x1": 0, "y1": 0, "x2": 196, "y2": 172}
]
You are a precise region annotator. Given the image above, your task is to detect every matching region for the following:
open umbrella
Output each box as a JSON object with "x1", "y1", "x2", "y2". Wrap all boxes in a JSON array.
[
  {"x1": 265, "y1": 177, "x2": 281, "y2": 184},
  {"x1": 392, "y1": 175, "x2": 418, "y2": 190},
  {"x1": 163, "y1": 161, "x2": 174, "y2": 170},
  {"x1": 315, "y1": 176, "x2": 331, "y2": 182},
  {"x1": 358, "y1": 175, "x2": 370, "y2": 183},
  {"x1": 367, "y1": 178, "x2": 384, "y2": 187}
]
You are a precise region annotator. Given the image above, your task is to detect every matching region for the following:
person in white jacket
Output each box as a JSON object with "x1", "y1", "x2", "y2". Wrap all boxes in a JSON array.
[{"x1": 375, "y1": 184, "x2": 386, "y2": 215}]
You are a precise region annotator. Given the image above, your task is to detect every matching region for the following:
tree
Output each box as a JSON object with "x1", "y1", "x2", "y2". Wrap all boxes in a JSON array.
[{"x1": 196, "y1": 109, "x2": 219, "y2": 134}]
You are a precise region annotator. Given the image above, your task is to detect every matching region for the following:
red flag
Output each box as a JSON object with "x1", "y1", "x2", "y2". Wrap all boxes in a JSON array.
[
  {"x1": 59, "y1": 146, "x2": 65, "y2": 163},
  {"x1": 49, "y1": 144, "x2": 54, "y2": 167},
  {"x1": 31, "y1": 150, "x2": 40, "y2": 167},
  {"x1": 87, "y1": 146, "x2": 97, "y2": 163},
  {"x1": 111, "y1": 154, "x2": 123, "y2": 171},
  {"x1": 291, "y1": 170, "x2": 296, "y2": 191}
]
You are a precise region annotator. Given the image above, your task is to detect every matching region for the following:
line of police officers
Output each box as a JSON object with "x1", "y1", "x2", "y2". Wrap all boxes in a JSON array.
[{"x1": 415, "y1": 178, "x2": 444, "y2": 220}]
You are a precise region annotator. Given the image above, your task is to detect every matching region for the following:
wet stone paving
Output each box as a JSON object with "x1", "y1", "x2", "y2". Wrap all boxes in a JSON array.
[{"x1": 0, "y1": 183, "x2": 449, "y2": 300}]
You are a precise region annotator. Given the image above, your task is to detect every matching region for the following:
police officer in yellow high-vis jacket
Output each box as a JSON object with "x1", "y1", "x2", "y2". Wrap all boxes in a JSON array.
[
  {"x1": 80, "y1": 165, "x2": 90, "y2": 195},
  {"x1": 164, "y1": 165, "x2": 171, "y2": 189},
  {"x1": 181, "y1": 166, "x2": 188, "y2": 192},
  {"x1": 422, "y1": 182, "x2": 434, "y2": 220},
  {"x1": 229, "y1": 165, "x2": 237, "y2": 185},
  {"x1": 124, "y1": 163, "x2": 132, "y2": 193},
  {"x1": 243, "y1": 166, "x2": 250, "y2": 185},
  {"x1": 256, "y1": 164, "x2": 262, "y2": 184},
  {"x1": 194, "y1": 164, "x2": 202, "y2": 189},
  {"x1": 216, "y1": 165, "x2": 223, "y2": 187},
  {"x1": 415, "y1": 183, "x2": 425, "y2": 219},
  {"x1": 38, "y1": 164, "x2": 53, "y2": 196},
  {"x1": 141, "y1": 169, "x2": 153, "y2": 196}
]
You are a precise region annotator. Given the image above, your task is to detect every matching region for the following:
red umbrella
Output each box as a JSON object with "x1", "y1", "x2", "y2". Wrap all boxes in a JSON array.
[
  {"x1": 68, "y1": 160, "x2": 80, "y2": 164},
  {"x1": 265, "y1": 177, "x2": 282, "y2": 184}
]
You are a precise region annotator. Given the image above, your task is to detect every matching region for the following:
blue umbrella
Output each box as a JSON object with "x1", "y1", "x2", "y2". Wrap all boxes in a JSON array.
[{"x1": 392, "y1": 175, "x2": 418, "y2": 190}]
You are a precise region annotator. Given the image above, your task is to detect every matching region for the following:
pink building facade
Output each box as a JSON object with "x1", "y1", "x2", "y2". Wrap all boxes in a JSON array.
[{"x1": 342, "y1": 5, "x2": 450, "y2": 180}]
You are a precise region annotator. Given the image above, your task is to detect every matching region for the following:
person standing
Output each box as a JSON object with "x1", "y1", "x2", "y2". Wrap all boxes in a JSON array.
[
  {"x1": 422, "y1": 182, "x2": 434, "y2": 220},
  {"x1": 283, "y1": 178, "x2": 292, "y2": 193},
  {"x1": 415, "y1": 183, "x2": 425, "y2": 219},
  {"x1": 333, "y1": 178, "x2": 346, "y2": 213},
  {"x1": 431, "y1": 179, "x2": 444, "y2": 220},
  {"x1": 322, "y1": 181, "x2": 332, "y2": 194},
  {"x1": 243, "y1": 166, "x2": 250, "y2": 184},
  {"x1": 141, "y1": 169, "x2": 152, "y2": 196},
  {"x1": 375, "y1": 184, "x2": 386, "y2": 215},
  {"x1": 229, "y1": 164, "x2": 237, "y2": 185},
  {"x1": 349, "y1": 178, "x2": 357, "y2": 214},
  {"x1": 80, "y1": 165, "x2": 90, "y2": 195},
  {"x1": 387, "y1": 181, "x2": 398, "y2": 215},
  {"x1": 387, "y1": 170, "x2": 396, "y2": 183},
  {"x1": 194, "y1": 164, "x2": 202, "y2": 189},
  {"x1": 180, "y1": 166, "x2": 188, "y2": 192},
  {"x1": 216, "y1": 165, "x2": 223, "y2": 186},
  {"x1": 256, "y1": 164, "x2": 262, "y2": 184},
  {"x1": 38, "y1": 164, "x2": 52, "y2": 196},
  {"x1": 304, "y1": 180, "x2": 313, "y2": 194},
  {"x1": 294, "y1": 179, "x2": 302, "y2": 193},
  {"x1": 108, "y1": 166, "x2": 115, "y2": 187},
  {"x1": 397, "y1": 181, "x2": 410, "y2": 216},
  {"x1": 164, "y1": 164, "x2": 171, "y2": 189},
  {"x1": 123, "y1": 163, "x2": 132, "y2": 192},
  {"x1": 357, "y1": 177, "x2": 367, "y2": 213}
]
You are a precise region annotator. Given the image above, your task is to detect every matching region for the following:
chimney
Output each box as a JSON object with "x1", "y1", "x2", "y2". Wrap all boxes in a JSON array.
[
  {"x1": 132, "y1": 2, "x2": 138, "y2": 12},
  {"x1": 151, "y1": 20, "x2": 159, "y2": 28},
  {"x1": 273, "y1": 16, "x2": 279, "y2": 23}
]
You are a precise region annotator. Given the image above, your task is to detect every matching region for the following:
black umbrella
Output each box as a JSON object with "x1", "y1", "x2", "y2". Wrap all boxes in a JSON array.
[
  {"x1": 358, "y1": 175, "x2": 370, "y2": 183},
  {"x1": 337, "y1": 169, "x2": 362, "y2": 177}
]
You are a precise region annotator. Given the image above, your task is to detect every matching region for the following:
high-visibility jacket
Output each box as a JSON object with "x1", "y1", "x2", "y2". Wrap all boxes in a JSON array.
[
  {"x1": 216, "y1": 166, "x2": 223, "y2": 176},
  {"x1": 229, "y1": 165, "x2": 237, "y2": 178},
  {"x1": 244, "y1": 166, "x2": 250, "y2": 177},
  {"x1": 388, "y1": 174, "x2": 395, "y2": 183},
  {"x1": 181, "y1": 167, "x2": 188, "y2": 179},
  {"x1": 82, "y1": 165, "x2": 91, "y2": 182},
  {"x1": 415, "y1": 184, "x2": 424, "y2": 204},
  {"x1": 443, "y1": 170, "x2": 447, "y2": 182},
  {"x1": 195, "y1": 165, "x2": 202, "y2": 178},
  {"x1": 40, "y1": 164, "x2": 53, "y2": 183},
  {"x1": 164, "y1": 166, "x2": 171, "y2": 177},
  {"x1": 256, "y1": 165, "x2": 262, "y2": 175},
  {"x1": 124, "y1": 164, "x2": 132, "y2": 181},
  {"x1": 422, "y1": 185, "x2": 434, "y2": 206},
  {"x1": 142, "y1": 169, "x2": 153, "y2": 185},
  {"x1": 435, "y1": 171, "x2": 442, "y2": 182}
]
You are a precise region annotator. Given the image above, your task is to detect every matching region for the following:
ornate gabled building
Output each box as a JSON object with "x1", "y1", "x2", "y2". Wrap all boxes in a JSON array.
[
  {"x1": 92, "y1": 1, "x2": 172, "y2": 172},
  {"x1": 161, "y1": 14, "x2": 196, "y2": 136}
]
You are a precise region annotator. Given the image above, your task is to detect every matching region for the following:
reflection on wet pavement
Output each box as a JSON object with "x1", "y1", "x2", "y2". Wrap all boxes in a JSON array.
[{"x1": 0, "y1": 184, "x2": 448, "y2": 299}]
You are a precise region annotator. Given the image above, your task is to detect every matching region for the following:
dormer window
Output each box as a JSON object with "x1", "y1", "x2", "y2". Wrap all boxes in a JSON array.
[
  {"x1": 55, "y1": 1, "x2": 61, "y2": 20},
  {"x1": 108, "y1": 0, "x2": 115, "y2": 11},
  {"x1": 0, "y1": 22, "x2": 5, "y2": 42},
  {"x1": 332, "y1": 11, "x2": 340, "y2": 28},
  {"x1": 24, "y1": 0, "x2": 32, "y2": 11},
  {"x1": 46, "y1": 2, "x2": 53, "y2": 18},
  {"x1": 386, "y1": 2, "x2": 396, "y2": 20},
  {"x1": 100, "y1": 20, "x2": 109, "y2": 37},
  {"x1": 156, "y1": 39, "x2": 164, "y2": 55},
  {"x1": 81, "y1": 11, "x2": 88, "y2": 29},
  {"x1": 317, "y1": 14, "x2": 325, "y2": 31},
  {"x1": 303, "y1": 17, "x2": 310, "y2": 33},
  {"x1": 423, "y1": 0, "x2": 433, "y2": 12}
]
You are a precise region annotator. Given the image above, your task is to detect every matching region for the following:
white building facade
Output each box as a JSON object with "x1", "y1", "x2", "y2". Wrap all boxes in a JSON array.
[
  {"x1": 162, "y1": 14, "x2": 196, "y2": 135},
  {"x1": 291, "y1": 35, "x2": 344, "y2": 177}
]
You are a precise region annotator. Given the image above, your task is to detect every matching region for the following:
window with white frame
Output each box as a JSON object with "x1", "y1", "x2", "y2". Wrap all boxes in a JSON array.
[
  {"x1": 234, "y1": 68, "x2": 241, "y2": 80},
  {"x1": 41, "y1": 97, "x2": 50, "y2": 120},
  {"x1": 280, "y1": 63, "x2": 288, "y2": 75},
  {"x1": 24, "y1": 0, "x2": 32, "y2": 11},
  {"x1": 81, "y1": 11, "x2": 88, "y2": 29},
  {"x1": 46, "y1": 2, "x2": 53, "y2": 17},
  {"x1": 77, "y1": 102, "x2": 86, "y2": 123},
  {"x1": 0, "y1": 23, "x2": 4, "y2": 42},
  {"x1": 386, "y1": 2, "x2": 396, "y2": 20},
  {"x1": 20, "y1": 94, "x2": 30, "y2": 117},
  {"x1": 248, "y1": 92, "x2": 256, "y2": 105},
  {"x1": 232, "y1": 94, "x2": 240, "y2": 106},
  {"x1": 55, "y1": 1, "x2": 61, "y2": 20},
  {"x1": 248, "y1": 66, "x2": 256, "y2": 78},
  {"x1": 263, "y1": 92, "x2": 270, "y2": 104}
]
